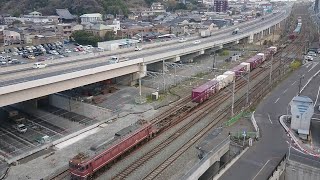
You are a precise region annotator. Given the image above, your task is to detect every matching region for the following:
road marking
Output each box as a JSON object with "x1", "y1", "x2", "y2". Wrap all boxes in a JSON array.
[
  {"x1": 308, "y1": 62, "x2": 318, "y2": 72},
  {"x1": 252, "y1": 160, "x2": 270, "y2": 180},
  {"x1": 314, "y1": 85, "x2": 320, "y2": 107},
  {"x1": 274, "y1": 98, "x2": 280, "y2": 104},
  {"x1": 291, "y1": 81, "x2": 296, "y2": 86},
  {"x1": 267, "y1": 113, "x2": 273, "y2": 124},
  {"x1": 283, "y1": 88, "x2": 288, "y2": 94}
]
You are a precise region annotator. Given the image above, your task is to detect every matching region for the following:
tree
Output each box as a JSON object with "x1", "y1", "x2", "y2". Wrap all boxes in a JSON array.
[
  {"x1": 71, "y1": 30, "x2": 101, "y2": 46},
  {"x1": 145, "y1": 0, "x2": 157, "y2": 6},
  {"x1": 104, "y1": 31, "x2": 117, "y2": 41}
]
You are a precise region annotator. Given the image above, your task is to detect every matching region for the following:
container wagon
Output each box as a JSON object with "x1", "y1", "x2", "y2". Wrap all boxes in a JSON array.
[
  {"x1": 231, "y1": 64, "x2": 247, "y2": 77},
  {"x1": 192, "y1": 80, "x2": 219, "y2": 103},
  {"x1": 69, "y1": 121, "x2": 159, "y2": 179},
  {"x1": 246, "y1": 55, "x2": 264, "y2": 71}
]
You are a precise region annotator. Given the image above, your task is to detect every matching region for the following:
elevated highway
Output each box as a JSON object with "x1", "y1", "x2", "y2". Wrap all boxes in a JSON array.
[{"x1": 0, "y1": 8, "x2": 291, "y2": 107}]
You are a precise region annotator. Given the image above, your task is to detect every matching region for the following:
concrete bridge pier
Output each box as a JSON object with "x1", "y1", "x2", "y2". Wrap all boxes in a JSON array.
[
  {"x1": 147, "y1": 61, "x2": 168, "y2": 72},
  {"x1": 248, "y1": 34, "x2": 254, "y2": 43},
  {"x1": 168, "y1": 55, "x2": 181, "y2": 63},
  {"x1": 117, "y1": 64, "x2": 147, "y2": 86}
]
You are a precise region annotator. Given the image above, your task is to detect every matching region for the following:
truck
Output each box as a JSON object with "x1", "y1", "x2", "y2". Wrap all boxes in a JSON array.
[
  {"x1": 110, "y1": 56, "x2": 129, "y2": 63},
  {"x1": 232, "y1": 28, "x2": 240, "y2": 35},
  {"x1": 200, "y1": 30, "x2": 211, "y2": 38}
]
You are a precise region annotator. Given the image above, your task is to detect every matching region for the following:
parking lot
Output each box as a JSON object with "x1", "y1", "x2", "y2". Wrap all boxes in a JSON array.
[
  {"x1": 0, "y1": 42, "x2": 103, "y2": 67},
  {"x1": 0, "y1": 104, "x2": 98, "y2": 159}
]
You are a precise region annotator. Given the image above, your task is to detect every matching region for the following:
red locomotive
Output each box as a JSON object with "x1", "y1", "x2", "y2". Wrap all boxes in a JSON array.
[{"x1": 69, "y1": 120, "x2": 159, "y2": 179}]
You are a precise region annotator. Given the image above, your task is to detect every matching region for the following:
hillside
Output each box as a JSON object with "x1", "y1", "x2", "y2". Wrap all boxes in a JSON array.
[{"x1": 0, "y1": 0, "x2": 149, "y2": 16}]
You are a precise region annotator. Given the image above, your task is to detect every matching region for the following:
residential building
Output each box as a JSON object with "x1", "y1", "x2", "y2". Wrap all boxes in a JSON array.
[
  {"x1": 56, "y1": 23, "x2": 73, "y2": 39},
  {"x1": 72, "y1": 24, "x2": 84, "y2": 32},
  {"x1": 214, "y1": 0, "x2": 228, "y2": 12},
  {"x1": 28, "y1": 11, "x2": 42, "y2": 17},
  {"x1": 3, "y1": 30, "x2": 21, "y2": 45},
  {"x1": 80, "y1": 13, "x2": 103, "y2": 24},
  {"x1": 151, "y1": 3, "x2": 166, "y2": 13},
  {"x1": 24, "y1": 32, "x2": 60, "y2": 45},
  {"x1": 85, "y1": 24, "x2": 114, "y2": 38},
  {"x1": 56, "y1": 9, "x2": 76, "y2": 23}
]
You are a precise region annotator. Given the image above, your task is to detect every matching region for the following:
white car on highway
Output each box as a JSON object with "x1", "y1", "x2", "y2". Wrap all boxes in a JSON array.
[
  {"x1": 178, "y1": 38, "x2": 187, "y2": 43},
  {"x1": 135, "y1": 46, "x2": 143, "y2": 51},
  {"x1": 33, "y1": 62, "x2": 47, "y2": 69},
  {"x1": 193, "y1": 40, "x2": 201, "y2": 44}
]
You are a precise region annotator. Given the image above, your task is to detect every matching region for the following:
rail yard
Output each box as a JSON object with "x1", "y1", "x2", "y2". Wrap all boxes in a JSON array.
[{"x1": 1, "y1": 2, "x2": 319, "y2": 180}]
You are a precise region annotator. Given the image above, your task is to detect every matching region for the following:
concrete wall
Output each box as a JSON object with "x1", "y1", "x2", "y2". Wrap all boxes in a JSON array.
[
  {"x1": 49, "y1": 94, "x2": 112, "y2": 121},
  {"x1": 184, "y1": 139, "x2": 230, "y2": 180},
  {"x1": 284, "y1": 159, "x2": 320, "y2": 180}
]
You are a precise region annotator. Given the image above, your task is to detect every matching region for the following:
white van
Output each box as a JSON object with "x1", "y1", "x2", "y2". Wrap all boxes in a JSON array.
[{"x1": 33, "y1": 62, "x2": 47, "y2": 69}]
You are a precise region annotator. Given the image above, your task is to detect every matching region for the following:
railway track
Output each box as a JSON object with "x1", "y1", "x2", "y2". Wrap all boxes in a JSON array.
[
  {"x1": 111, "y1": 51, "x2": 283, "y2": 179},
  {"x1": 111, "y1": 15, "x2": 313, "y2": 180},
  {"x1": 140, "y1": 6, "x2": 314, "y2": 180},
  {"x1": 51, "y1": 6, "x2": 313, "y2": 180}
]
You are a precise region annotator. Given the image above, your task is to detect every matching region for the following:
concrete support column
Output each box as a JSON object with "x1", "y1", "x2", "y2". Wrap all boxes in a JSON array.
[
  {"x1": 147, "y1": 61, "x2": 166, "y2": 72},
  {"x1": 248, "y1": 34, "x2": 254, "y2": 43},
  {"x1": 168, "y1": 55, "x2": 181, "y2": 63},
  {"x1": 268, "y1": 27, "x2": 271, "y2": 35}
]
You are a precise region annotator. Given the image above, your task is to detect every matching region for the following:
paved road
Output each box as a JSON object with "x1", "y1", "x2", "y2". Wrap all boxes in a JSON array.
[
  {"x1": 219, "y1": 61, "x2": 320, "y2": 180},
  {"x1": 0, "y1": 10, "x2": 290, "y2": 87}
]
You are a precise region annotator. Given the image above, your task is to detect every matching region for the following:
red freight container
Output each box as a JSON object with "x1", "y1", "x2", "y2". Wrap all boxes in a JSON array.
[
  {"x1": 231, "y1": 64, "x2": 246, "y2": 77},
  {"x1": 192, "y1": 80, "x2": 219, "y2": 103},
  {"x1": 246, "y1": 55, "x2": 263, "y2": 71}
]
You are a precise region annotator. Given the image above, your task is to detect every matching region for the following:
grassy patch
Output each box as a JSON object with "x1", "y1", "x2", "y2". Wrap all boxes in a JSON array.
[{"x1": 290, "y1": 59, "x2": 302, "y2": 70}]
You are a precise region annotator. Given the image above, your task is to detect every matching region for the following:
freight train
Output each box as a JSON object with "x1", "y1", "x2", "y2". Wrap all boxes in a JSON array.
[
  {"x1": 192, "y1": 46, "x2": 277, "y2": 103},
  {"x1": 69, "y1": 47, "x2": 278, "y2": 179},
  {"x1": 289, "y1": 17, "x2": 302, "y2": 40},
  {"x1": 69, "y1": 120, "x2": 159, "y2": 179}
]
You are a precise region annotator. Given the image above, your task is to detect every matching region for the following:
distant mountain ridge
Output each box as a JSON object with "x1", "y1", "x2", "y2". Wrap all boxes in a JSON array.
[{"x1": 0, "y1": 0, "x2": 149, "y2": 16}]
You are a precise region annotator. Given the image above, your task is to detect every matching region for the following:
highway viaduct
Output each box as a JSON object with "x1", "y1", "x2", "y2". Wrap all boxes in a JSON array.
[{"x1": 0, "y1": 9, "x2": 291, "y2": 107}]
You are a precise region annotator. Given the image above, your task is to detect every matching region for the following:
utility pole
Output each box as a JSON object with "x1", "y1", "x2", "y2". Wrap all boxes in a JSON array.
[
  {"x1": 269, "y1": 52, "x2": 274, "y2": 85},
  {"x1": 246, "y1": 72, "x2": 250, "y2": 105},
  {"x1": 162, "y1": 59, "x2": 166, "y2": 92},
  {"x1": 213, "y1": 51, "x2": 216, "y2": 72},
  {"x1": 231, "y1": 77, "x2": 235, "y2": 117}
]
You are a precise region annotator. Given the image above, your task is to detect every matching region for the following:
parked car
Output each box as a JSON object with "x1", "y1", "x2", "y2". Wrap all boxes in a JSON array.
[
  {"x1": 0, "y1": 60, "x2": 6, "y2": 65},
  {"x1": 13, "y1": 124, "x2": 27, "y2": 133},
  {"x1": 308, "y1": 51, "x2": 317, "y2": 57},
  {"x1": 28, "y1": 55, "x2": 35, "y2": 60}
]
